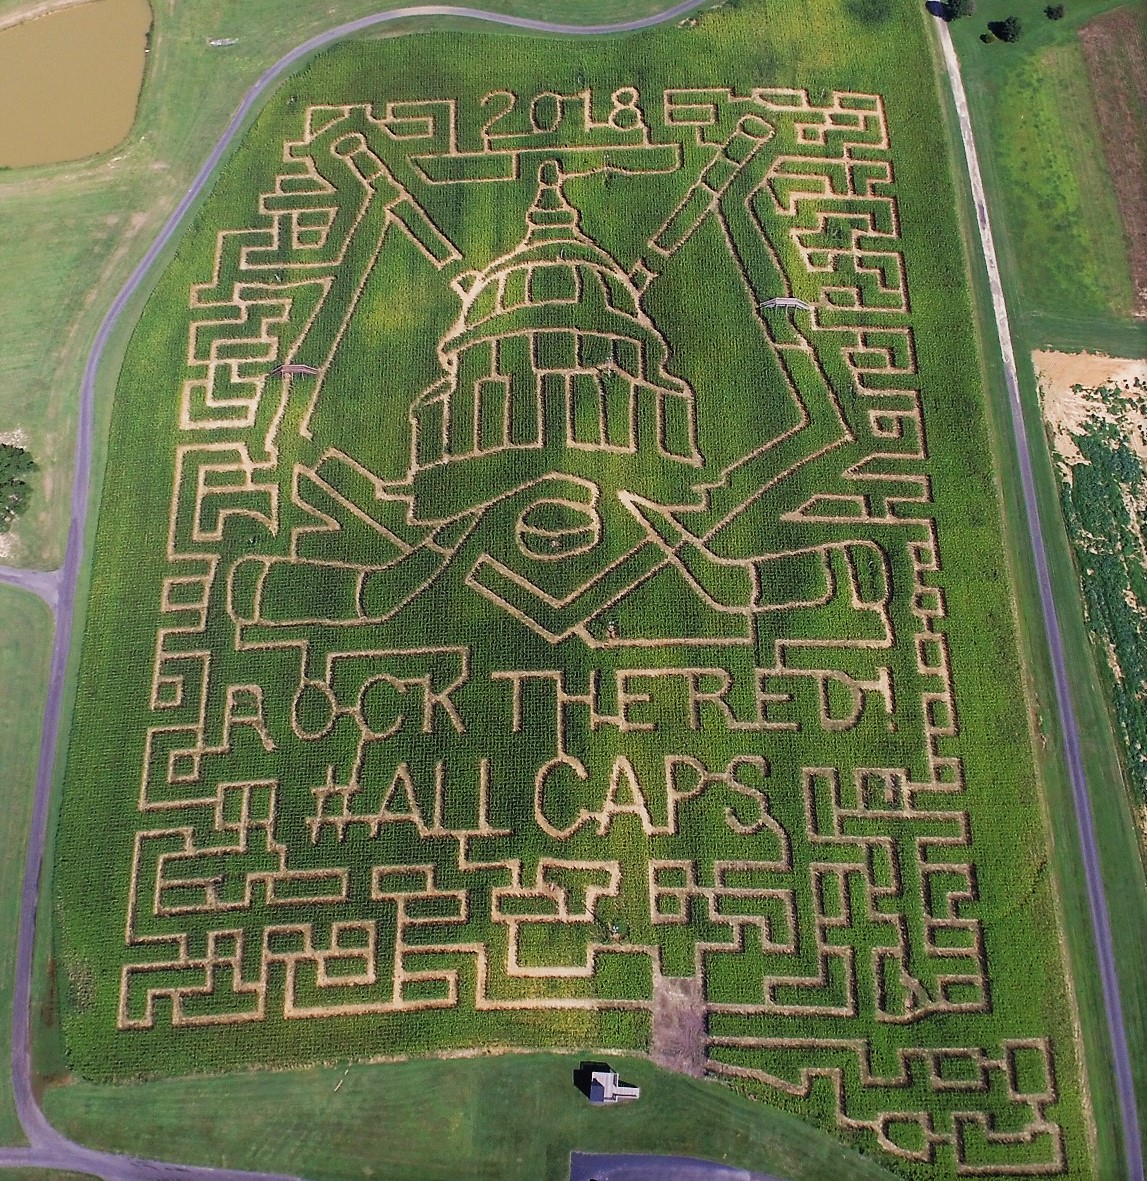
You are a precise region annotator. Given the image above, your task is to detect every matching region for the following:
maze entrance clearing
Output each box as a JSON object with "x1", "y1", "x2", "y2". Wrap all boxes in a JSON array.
[{"x1": 60, "y1": 70, "x2": 1081, "y2": 1178}]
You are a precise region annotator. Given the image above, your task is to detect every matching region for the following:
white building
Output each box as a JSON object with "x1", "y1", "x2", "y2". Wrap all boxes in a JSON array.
[{"x1": 588, "y1": 1069, "x2": 640, "y2": 1104}]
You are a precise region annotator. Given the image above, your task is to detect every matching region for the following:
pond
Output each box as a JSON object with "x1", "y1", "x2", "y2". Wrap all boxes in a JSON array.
[{"x1": 0, "y1": 0, "x2": 151, "y2": 168}]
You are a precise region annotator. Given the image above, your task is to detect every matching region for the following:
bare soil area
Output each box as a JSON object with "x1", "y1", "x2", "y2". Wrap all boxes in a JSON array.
[
  {"x1": 1033, "y1": 349, "x2": 1147, "y2": 472},
  {"x1": 651, "y1": 974, "x2": 706, "y2": 1078},
  {"x1": 1079, "y1": 7, "x2": 1147, "y2": 317}
]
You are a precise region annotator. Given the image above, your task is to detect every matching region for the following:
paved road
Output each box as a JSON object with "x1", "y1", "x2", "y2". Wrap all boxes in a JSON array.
[
  {"x1": 933, "y1": 16, "x2": 1144, "y2": 1181},
  {"x1": 0, "y1": 566, "x2": 58, "y2": 612},
  {"x1": 0, "y1": 1143, "x2": 302, "y2": 1181},
  {"x1": 570, "y1": 1152, "x2": 782, "y2": 1181},
  {"x1": 3, "y1": 4, "x2": 710, "y2": 1179}
]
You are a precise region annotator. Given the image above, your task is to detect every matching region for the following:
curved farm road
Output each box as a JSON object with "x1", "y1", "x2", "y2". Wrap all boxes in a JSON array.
[
  {"x1": 933, "y1": 16, "x2": 1144, "y2": 1181},
  {"x1": 4, "y1": 5, "x2": 720, "y2": 1180}
]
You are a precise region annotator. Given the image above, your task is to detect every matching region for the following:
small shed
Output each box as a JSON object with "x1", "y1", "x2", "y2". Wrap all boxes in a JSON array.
[{"x1": 588, "y1": 1069, "x2": 640, "y2": 1105}]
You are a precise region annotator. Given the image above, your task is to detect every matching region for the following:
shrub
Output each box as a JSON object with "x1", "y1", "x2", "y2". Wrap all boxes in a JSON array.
[
  {"x1": 989, "y1": 15, "x2": 1023, "y2": 40},
  {"x1": 1045, "y1": 4, "x2": 1065, "y2": 18},
  {"x1": 0, "y1": 442, "x2": 36, "y2": 531}
]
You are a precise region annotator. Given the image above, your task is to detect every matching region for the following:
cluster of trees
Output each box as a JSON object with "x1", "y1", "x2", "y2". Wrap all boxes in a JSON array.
[
  {"x1": 951, "y1": 2, "x2": 1065, "y2": 35},
  {"x1": 0, "y1": 443, "x2": 36, "y2": 533}
]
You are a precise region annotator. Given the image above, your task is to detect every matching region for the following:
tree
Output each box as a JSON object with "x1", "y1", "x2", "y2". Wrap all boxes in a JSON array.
[
  {"x1": 996, "y1": 14, "x2": 1023, "y2": 40},
  {"x1": 1045, "y1": 4, "x2": 1065, "y2": 17},
  {"x1": 0, "y1": 443, "x2": 36, "y2": 532},
  {"x1": 947, "y1": 0, "x2": 975, "y2": 18}
]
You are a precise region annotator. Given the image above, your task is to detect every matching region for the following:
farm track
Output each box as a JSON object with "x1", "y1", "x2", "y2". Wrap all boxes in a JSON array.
[
  {"x1": 933, "y1": 15, "x2": 1144, "y2": 1181},
  {"x1": 4, "y1": 6, "x2": 715, "y2": 1179}
]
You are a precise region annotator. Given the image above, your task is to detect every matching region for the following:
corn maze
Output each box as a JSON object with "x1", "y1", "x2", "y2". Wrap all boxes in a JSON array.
[{"x1": 58, "y1": 52, "x2": 1083, "y2": 1179}]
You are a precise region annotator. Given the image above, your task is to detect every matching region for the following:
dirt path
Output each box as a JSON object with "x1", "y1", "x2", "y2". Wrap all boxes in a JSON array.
[
  {"x1": 933, "y1": 15, "x2": 1144, "y2": 1181},
  {"x1": 1034, "y1": 350, "x2": 1147, "y2": 469}
]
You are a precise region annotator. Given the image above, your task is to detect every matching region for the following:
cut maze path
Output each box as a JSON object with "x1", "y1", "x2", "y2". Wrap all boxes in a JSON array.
[{"x1": 6, "y1": 9, "x2": 721, "y2": 1181}]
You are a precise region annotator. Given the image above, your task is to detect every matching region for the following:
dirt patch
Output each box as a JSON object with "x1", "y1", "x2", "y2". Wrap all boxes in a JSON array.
[
  {"x1": 650, "y1": 973, "x2": 706, "y2": 1077},
  {"x1": 1033, "y1": 349, "x2": 1147, "y2": 473},
  {"x1": 1079, "y1": 8, "x2": 1147, "y2": 316}
]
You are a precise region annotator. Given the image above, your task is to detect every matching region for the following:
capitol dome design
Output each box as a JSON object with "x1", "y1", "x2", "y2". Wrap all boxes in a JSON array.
[{"x1": 407, "y1": 160, "x2": 703, "y2": 521}]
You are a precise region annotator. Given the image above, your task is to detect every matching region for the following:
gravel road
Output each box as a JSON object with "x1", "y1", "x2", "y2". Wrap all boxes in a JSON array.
[{"x1": 934, "y1": 16, "x2": 1143, "y2": 1181}]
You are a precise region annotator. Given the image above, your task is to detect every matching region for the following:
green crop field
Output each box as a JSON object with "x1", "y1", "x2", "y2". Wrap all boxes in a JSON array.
[
  {"x1": 1041, "y1": 368, "x2": 1147, "y2": 808},
  {"x1": 50, "y1": 2, "x2": 1093, "y2": 1176}
]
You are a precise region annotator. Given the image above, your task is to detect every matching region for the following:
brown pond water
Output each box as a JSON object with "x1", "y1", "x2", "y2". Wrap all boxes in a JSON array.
[{"x1": 0, "y1": 0, "x2": 151, "y2": 168}]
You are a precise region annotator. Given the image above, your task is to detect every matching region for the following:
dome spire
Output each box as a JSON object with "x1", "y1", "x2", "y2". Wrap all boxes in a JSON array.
[{"x1": 525, "y1": 159, "x2": 582, "y2": 244}]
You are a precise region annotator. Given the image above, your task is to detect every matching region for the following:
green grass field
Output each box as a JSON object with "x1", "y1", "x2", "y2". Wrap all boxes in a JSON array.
[
  {"x1": 41, "y1": 1053, "x2": 904, "y2": 1181},
  {"x1": 0, "y1": 585, "x2": 54, "y2": 1147},
  {"x1": 44, "y1": 0, "x2": 1098, "y2": 1176},
  {"x1": 0, "y1": 1172, "x2": 94, "y2": 1181},
  {"x1": 948, "y1": 0, "x2": 1139, "y2": 324}
]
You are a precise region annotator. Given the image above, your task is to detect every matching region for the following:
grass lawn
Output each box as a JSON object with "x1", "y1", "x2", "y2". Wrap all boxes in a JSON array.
[
  {"x1": 987, "y1": 36, "x2": 1129, "y2": 316},
  {"x1": 948, "y1": 0, "x2": 1140, "y2": 324},
  {"x1": 42, "y1": 1053, "x2": 902, "y2": 1181},
  {"x1": 0, "y1": 1172, "x2": 94, "y2": 1181},
  {"x1": 0, "y1": 585, "x2": 54, "y2": 1147}
]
